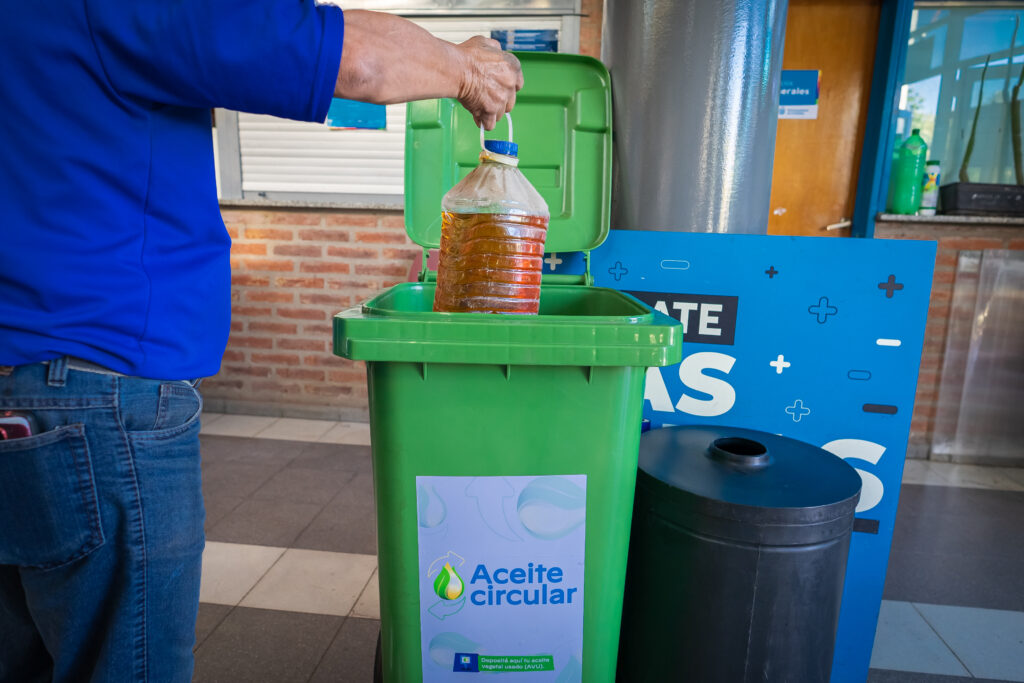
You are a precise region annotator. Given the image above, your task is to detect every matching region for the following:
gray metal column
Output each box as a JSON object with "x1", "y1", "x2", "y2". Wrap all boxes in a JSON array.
[{"x1": 603, "y1": 0, "x2": 789, "y2": 234}]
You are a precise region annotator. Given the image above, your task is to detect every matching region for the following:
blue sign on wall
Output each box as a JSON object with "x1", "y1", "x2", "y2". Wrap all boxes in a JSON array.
[
  {"x1": 547, "y1": 231, "x2": 936, "y2": 683},
  {"x1": 490, "y1": 30, "x2": 559, "y2": 53},
  {"x1": 780, "y1": 69, "x2": 820, "y2": 119},
  {"x1": 326, "y1": 98, "x2": 386, "y2": 130}
]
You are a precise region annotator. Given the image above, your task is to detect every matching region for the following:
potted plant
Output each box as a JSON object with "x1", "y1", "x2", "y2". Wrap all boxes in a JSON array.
[{"x1": 940, "y1": 27, "x2": 1024, "y2": 216}]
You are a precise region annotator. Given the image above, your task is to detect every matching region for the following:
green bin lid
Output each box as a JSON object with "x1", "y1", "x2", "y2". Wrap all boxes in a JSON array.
[{"x1": 404, "y1": 52, "x2": 612, "y2": 256}]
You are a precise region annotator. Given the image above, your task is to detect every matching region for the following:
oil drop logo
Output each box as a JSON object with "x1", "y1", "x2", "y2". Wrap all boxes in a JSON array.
[{"x1": 434, "y1": 562, "x2": 465, "y2": 600}]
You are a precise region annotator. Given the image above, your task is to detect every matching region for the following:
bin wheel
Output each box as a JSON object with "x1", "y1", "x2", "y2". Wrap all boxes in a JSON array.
[{"x1": 373, "y1": 629, "x2": 383, "y2": 683}]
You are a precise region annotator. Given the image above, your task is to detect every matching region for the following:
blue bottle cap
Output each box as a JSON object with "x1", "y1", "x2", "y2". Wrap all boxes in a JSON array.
[{"x1": 484, "y1": 140, "x2": 519, "y2": 157}]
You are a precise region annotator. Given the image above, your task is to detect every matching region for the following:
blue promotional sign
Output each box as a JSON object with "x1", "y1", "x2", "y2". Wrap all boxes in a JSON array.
[
  {"x1": 326, "y1": 98, "x2": 387, "y2": 130},
  {"x1": 547, "y1": 231, "x2": 936, "y2": 683},
  {"x1": 780, "y1": 69, "x2": 820, "y2": 119},
  {"x1": 490, "y1": 30, "x2": 559, "y2": 53},
  {"x1": 417, "y1": 475, "x2": 586, "y2": 681}
]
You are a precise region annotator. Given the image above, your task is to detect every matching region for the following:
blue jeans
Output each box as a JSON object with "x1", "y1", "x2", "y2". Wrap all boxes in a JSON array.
[{"x1": 0, "y1": 357, "x2": 204, "y2": 682}]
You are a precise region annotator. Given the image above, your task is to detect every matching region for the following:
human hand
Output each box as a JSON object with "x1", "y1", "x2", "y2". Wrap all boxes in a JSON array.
[{"x1": 454, "y1": 36, "x2": 523, "y2": 130}]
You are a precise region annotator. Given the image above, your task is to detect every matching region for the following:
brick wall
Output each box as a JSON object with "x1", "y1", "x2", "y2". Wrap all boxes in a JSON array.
[
  {"x1": 203, "y1": 208, "x2": 414, "y2": 421},
  {"x1": 579, "y1": 0, "x2": 603, "y2": 59},
  {"x1": 875, "y1": 220, "x2": 1024, "y2": 458}
]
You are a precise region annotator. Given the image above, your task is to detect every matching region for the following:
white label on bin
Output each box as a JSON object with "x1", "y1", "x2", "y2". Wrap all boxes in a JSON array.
[{"x1": 415, "y1": 475, "x2": 586, "y2": 681}]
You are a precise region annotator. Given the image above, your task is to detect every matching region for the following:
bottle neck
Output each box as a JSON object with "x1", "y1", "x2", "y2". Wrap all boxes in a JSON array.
[{"x1": 479, "y1": 150, "x2": 520, "y2": 168}]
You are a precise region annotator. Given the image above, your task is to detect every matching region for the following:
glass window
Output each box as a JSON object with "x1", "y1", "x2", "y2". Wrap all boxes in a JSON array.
[{"x1": 899, "y1": 5, "x2": 1024, "y2": 185}]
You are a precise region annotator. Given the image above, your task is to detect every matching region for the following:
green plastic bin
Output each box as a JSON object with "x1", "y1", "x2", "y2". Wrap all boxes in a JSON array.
[{"x1": 333, "y1": 53, "x2": 681, "y2": 683}]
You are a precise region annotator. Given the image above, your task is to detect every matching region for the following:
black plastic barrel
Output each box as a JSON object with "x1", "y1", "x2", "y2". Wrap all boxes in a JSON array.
[{"x1": 617, "y1": 426, "x2": 861, "y2": 683}]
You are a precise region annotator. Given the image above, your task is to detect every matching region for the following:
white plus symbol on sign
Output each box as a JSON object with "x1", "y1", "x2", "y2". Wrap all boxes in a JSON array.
[
  {"x1": 785, "y1": 399, "x2": 811, "y2": 422},
  {"x1": 544, "y1": 253, "x2": 563, "y2": 271},
  {"x1": 770, "y1": 355, "x2": 791, "y2": 374}
]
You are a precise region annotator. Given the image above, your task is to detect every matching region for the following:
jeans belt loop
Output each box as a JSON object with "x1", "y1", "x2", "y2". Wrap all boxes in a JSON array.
[{"x1": 47, "y1": 356, "x2": 69, "y2": 387}]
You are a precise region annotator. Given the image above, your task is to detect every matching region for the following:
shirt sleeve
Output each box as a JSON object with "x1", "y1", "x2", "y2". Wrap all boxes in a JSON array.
[{"x1": 84, "y1": 0, "x2": 344, "y2": 122}]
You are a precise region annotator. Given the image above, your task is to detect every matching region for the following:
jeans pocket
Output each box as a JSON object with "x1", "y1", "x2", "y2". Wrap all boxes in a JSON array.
[
  {"x1": 0, "y1": 424, "x2": 105, "y2": 569},
  {"x1": 128, "y1": 411, "x2": 204, "y2": 566},
  {"x1": 151, "y1": 382, "x2": 203, "y2": 434}
]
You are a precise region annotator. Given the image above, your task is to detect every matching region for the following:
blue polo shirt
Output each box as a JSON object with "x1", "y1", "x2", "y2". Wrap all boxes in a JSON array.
[{"x1": 0, "y1": 0, "x2": 344, "y2": 379}]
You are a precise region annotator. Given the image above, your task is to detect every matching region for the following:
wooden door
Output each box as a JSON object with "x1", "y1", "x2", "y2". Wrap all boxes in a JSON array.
[{"x1": 768, "y1": 0, "x2": 882, "y2": 236}]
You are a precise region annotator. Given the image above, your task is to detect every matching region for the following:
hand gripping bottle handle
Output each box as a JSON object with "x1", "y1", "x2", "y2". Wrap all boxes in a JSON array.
[{"x1": 478, "y1": 114, "x2": 518, "y2": 165}]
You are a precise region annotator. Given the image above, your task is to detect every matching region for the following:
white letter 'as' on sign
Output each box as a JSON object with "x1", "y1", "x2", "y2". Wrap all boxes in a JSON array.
[
  {"x1": 677, "y1": 352, "x2": 736, "y2": 417},
  {"x1": 644, "y1": 366, "x2": 675, "y2": 413},
  {"x1": 821, "y1": 439, "x2": 886, "y2": 513}
]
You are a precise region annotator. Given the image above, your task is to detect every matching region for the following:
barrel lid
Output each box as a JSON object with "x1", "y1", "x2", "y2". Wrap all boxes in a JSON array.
[{"x1": 637, "y1": 426, "x2": 861, "y2": 544}]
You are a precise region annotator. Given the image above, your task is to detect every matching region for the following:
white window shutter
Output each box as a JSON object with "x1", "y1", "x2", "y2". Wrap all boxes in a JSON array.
[{"x1": 235, "y1": 17, "x2": 564, "y2": 201}]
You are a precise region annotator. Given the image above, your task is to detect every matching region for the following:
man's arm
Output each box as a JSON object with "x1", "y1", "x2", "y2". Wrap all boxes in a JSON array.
[{"x1": 335, "y1": 10, "x2": 523, "y2": 130}]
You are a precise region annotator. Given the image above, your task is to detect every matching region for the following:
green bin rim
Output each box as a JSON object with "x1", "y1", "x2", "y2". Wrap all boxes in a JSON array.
[{"x1": 333, "y1": 283, "x2": 682, "y2": 368}]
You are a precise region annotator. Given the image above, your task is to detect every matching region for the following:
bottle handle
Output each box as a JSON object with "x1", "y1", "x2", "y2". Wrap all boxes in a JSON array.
[{"x1": 479, "y1": 113, "x2": 513, "y2": 151}]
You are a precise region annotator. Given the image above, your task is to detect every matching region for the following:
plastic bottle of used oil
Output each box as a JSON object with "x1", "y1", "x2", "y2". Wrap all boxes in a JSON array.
[{"x1": 434, "y1": 116, "x2": 550, "y2": 314}]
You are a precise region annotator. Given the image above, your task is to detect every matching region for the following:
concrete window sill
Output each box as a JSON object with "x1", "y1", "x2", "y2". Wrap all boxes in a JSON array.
[
  {"x1": 877, "y1": 213, "x2": 1024, "y2": 227},
  {"x1": 219, "y1": 197, "x2": 403, "y2": 213}
]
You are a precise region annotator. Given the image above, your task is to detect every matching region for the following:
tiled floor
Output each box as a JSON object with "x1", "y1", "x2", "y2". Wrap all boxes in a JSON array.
[
  {"x1": 199, "y1": 413, "x2": 372, "y2": 445},
  {"x1": 193, "y1": 412, "x2": 1024, "y2": 682},
  {"x1": 871, "y1": 601, "x2": 1024, "y2": 680},
  {"x1": 194, "y1": 415, "x2": 381, "y2": 683},
  {"x1": 901, "y1": 459, "x2": 1024, "y2": 491}
]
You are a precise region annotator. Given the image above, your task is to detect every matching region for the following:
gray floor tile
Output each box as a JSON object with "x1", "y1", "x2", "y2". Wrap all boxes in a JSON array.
[
  {"x1": 890, "y1": 508, "x2": 1024, "y2": 562},
  {"x1": 309, "y1": 617, "x2": 380, "y2": 683},
  {"x1": 885, "y1": 485, "x2": 1024, "y2": 610},
  {"x1": 194, "y1": 604, "x2": 232, "y2": 650},
  {"x1": 333, "y1": 471, "x2": 376, "y2": 508},
  {"x1": 884, "y1": 548, "x2": 1024, "y2": 612},
  {"x1": 897, "y1": 485, "x2": 1024, "y2": 525},
  {"x1": 294, "y1": 502, "x2": 378, "y2": 556},
  {"x1": 206, "y1": 498, "x2": 325, "y2": 547},
  {"x1": 289, "y1": 471, "x2": 377, "y2": 554},
  {"x1": 893, "y1": 486, "x2": 1024, "y2": 562},
  {"x1": 869, "y1": 601, "x2": 968, "y2": 676},
  {"x1": 252, "y1": 467, "x2": 358, "y2": 506},
  {"x1": 200, "y1": 435, "x2": 302, "y2": 465},
  {"x1": 915, "y1": 603, "x2": 1024, "y2": 682},
  {"x1": 289, "y1": 442, "x2": 373, "y2": 472},
  {"x1": 203, "y1": 495, "x2": 244, "y2": 532},
  {"x1": 201, "y1": 461, "x2": 283, "y2": 501},
  {"x1": 192, "y1": 606, "x2": 342, "y2": 683}
]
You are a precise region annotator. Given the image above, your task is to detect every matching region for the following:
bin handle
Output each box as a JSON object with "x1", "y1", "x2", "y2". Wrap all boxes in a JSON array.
[{"x1": 479, "y1": 113, "x2": 513, "y2": 151}]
